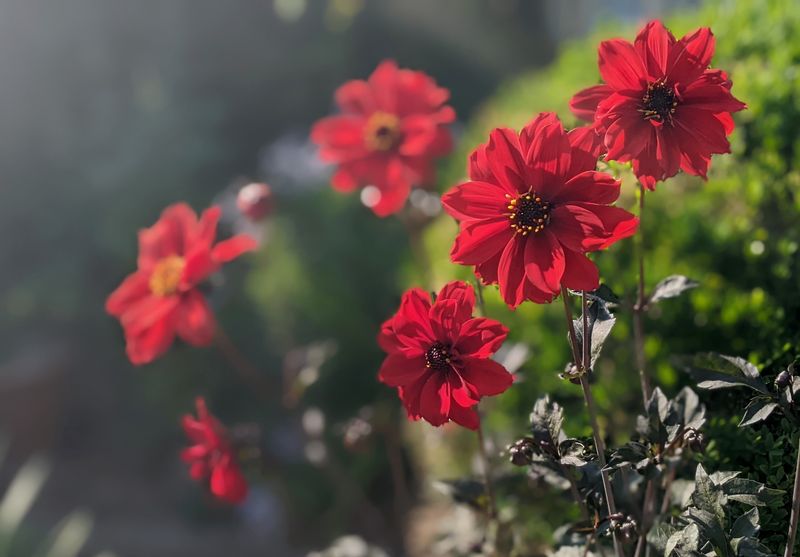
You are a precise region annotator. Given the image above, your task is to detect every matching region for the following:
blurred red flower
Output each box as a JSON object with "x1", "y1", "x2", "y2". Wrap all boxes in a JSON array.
[
  {"x1": 570, "y1": 20, "x2": 746, "y2": 190},
  {"x1": 181, "y1": 397, "x2": 248, "y2": 504},
  {"x1": 311, "y1": 60, "x2": 455, "y2": 217},
  {"x1": 236, "y1": 182, "x2": 274, "y2": 221},
  {"x1": 441, "y1": 113, "x2": 638, "y2": 308},
  {"x1": 378, "y1": 281, "x2": 512, "y2": 430},
  {"x1": 106, "y1": 203, "x2": 256, "y2": 365}
]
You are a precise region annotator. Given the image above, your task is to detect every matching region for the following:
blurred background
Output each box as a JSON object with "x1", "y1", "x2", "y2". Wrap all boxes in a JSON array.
[{"x1": 1, "y1": 0, "x2": 799, "y2": 555}]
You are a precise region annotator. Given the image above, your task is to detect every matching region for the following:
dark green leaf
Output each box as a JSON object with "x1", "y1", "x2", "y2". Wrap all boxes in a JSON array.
[
  {"x1": 739, "y1": 398, "x2": 779, "y2": 427},
  {"x1": 665, "y1": 523, "x2": 700, "y2": 556},
  {"x1": 433, "y1": 479, "x2": 487, "y2": 510},
  {"x1": 722, "y1": 478, "x2": 783, "y2": 507},
  {"x1": 649, "y1": 275, "x2": 699, "y2": 304},
  {"x1": 692, "y1": 464, "x2": 726, "y2": 523},
  {"x1": 571, "y1": 299, "x2": 616, "y2": 369},
  {"x1": 679, "y1": 353, "x2": 769, "y2": 394},
  {"x1": 730, "y1": 508, "x2": 760, "y2": 539},
  {"x1": 529, "y1": 396, "x2": 564, "y2": 451},
  {"x1": 685, "y1": 507, "x2": 732, "y2": 557}
]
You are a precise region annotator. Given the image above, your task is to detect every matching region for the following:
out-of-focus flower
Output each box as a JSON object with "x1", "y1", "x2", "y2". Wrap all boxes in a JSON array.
[
  {"x1": 181, "y1": 397, "x2": 248, "y2": 504},
  {"x1": 441, "y1": 113, "x2": 638, "y2": 308},
  {"x1": 570, "y1": 20, "x2": 746, "y2": 190},
  {"x1": 106, "y1": 203, "x2": 256, "y2": 364},
  {"x1": 378, "y1": 281, "x2": 512, "y2": 430},
  {"x1": 236, "y1": 182, "x2": 274, "y2": 221},
  {"x1": 311, "y1": 60, "x2": 455, "y2": 217}
]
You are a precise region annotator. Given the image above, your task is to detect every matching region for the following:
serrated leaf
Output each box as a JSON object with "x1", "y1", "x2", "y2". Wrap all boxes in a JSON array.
[
  {"x1": 607, "y1": 442, "x2": 651, "y2": 471},
  {"x1": 558, "y1": 439, "x2": 589, "y2": 467},
  {"x1": 571, "y1": 299, "x2": 616, "y2": 369},
  {"x1": 666, "y1": 523, "x2": 700, "y2": 556},
  {"x1": 679, "y1": 353, "x2": 769, "y2": 394},
  {"x1": 739, "y1": 398, "x2": 779, "y2": 427},
  {"x1": 648, "y1": 520, "x2": 677, "y2": 555},
  {"x1": 649, "y1": 275, "x2": 699, "y2": 304},
  {"x1": 730, "y1": 508, "x2": 760, "y2": 539},
  {"x1": 645, "y1": 387, "x2": 670, "y2": 446},
  {"x1": 685, "y1": 507, "x2": 732, "y2": 557},
  {"x1": 722, "y1": 478, "x2": 783, "y2": 507},
  {"x1": 583, "y1": 284, "x2": 621, "y2": 306},
  {"x1": 692, "y1": 464, "x2": 726, "y2": 523},
  {"x1": 667, "y1": 387, "x2": 706, "y2": 433},
  {"x1": 530, "y1": 396, "x2": 564, "y2": 452}
]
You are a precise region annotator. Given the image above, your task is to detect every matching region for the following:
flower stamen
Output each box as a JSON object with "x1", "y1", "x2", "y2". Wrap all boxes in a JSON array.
[
  {"x1": 149, "y1": 255, "x2": 185, "y2": 296},
  {"x1": 639, "y1": 80, "x2": 678, "y2": 124},
  {"x1": 425, "y1": 342, "x2": 453, "y2": 371},
  {"x1": 508, "y1": 191, "x2": 551, "y2": 236},
  {"x1": 364, "y1": 111, "x2": 402, "y2": 152}
]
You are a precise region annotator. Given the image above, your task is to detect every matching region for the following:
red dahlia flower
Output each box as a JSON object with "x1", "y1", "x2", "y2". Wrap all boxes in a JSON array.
[
  {"x1": 311, "y1": 60, "x2": 455, "y2": 217},
  {"x1": 570, "y1": 20, "x2": 746, "y2": 190},
  {"x1": 378, "y1": 281, "x2": 512, "y2": 430},
  {"x1": 106, "y1": 203, "x2": 256, "y2": 365},
  {"x1": 181, "y1": 397, "x2": 248, "y2": 504},
  {"x1": 441, "y1": 113, "x2": 638, "y2": 308}
]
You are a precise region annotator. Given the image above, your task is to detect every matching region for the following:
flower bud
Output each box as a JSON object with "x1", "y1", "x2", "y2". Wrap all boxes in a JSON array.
[
  {"x1": 237, "y1": 182, "x2": 274, "y2": 221},
  {"x1": 775, "y1": 369, "x2": 793, "y2": 390},
  {"x1": 508, "y1": 437, "x2": 536, "y2": 466}
]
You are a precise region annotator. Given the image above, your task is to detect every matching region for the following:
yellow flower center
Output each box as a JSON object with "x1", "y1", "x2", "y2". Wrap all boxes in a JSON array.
[
  {"x1": 149, "y1": 255, "x2": 185, "y2": 296},
  {"x1": 364, "y1": 111, "x2": 401, "y2": 152}
]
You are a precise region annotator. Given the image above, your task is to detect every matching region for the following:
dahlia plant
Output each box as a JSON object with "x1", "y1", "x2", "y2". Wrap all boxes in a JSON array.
[{"x1": 104, "y1": 19, "x2": 800, "y2": 557}]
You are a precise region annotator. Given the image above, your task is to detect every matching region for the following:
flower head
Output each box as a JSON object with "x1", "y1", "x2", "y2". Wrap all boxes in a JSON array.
[
  {"x1": 311, "y1": 60, "x2": 455, "y2": 217},
  {"x1": 106, "y1": 203, "x2": 257, "y2": 365},
  {"x1": 181, "y1": 397, "x2": 248, "y2": 504},
  {"x1": 442, "y1": 113, "x2": 638, "y2": 308},
  {"x1": 570, "y1": 20, "x2": 746, "y2": 190},
  {"x1": 378, "y1": 281, "x2": 512, "y2": 429}
]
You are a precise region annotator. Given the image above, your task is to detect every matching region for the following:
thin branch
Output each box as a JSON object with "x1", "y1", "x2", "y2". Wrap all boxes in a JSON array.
[
  {"x1": 476, "y1": 414, "x2": 498, "y2": 520},
  {"x1": 785, "y1": 436, "x2": 800, "y2": 557},
  {"x1": 633, "y1": 182, "x2": 651, "y2": 408}
]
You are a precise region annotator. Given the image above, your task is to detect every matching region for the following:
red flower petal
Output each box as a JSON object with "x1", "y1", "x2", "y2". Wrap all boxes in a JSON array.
[
  {"x1": 175, "y1": 290, "x2": 216, "y2": 347},
  {"x1": 634, "y1": 20, "x2": 676, "y2": 80},
  {"x1": 378, "y1": 353, "x2": 428, "y2": 387},
  {"x1": 570, "y1": 84, "x2": 613, "y2": 122},
  {"x1": 137, "y1": 203, "x2": 197, "y2": 270},
  {"x1": 598, "y1": 38, "x2": 647, "y2": 91},
  {"x1": 441, "y1": 181, "x2": 509, "y2": 222},
  {"x1": 484, "y1": 128, "x2": 529, "y2": 194},
  {"x1": 667, "y1": 27, "x2": 715, "y2": 83},
  {"x1": 459, "y1": 357, "x2": 513, "y2": 397},
  {"x1": 450, "y1": 218, "x2": 514, "y2": 266},
  {"x1": 437, "y1": 281, "x2": 476, "y2": 324},
  {"x1": 106, "y1": 271, "x2": 150, "y2": 317},
  {"x1": 419, "y1": 374, "x2": 450, "y2": 426},
  {"x1": 212, "y1": 235, "x2": 257, "y2": 263},
  {"x1": 448, "y1": 403, "x2": 479, "y2": 430},
  {"x1": 456, "y1": 318, "x2": 508, "y2": 359},
  {"x1": 560, "y1": 248, "x2": 600, "y2": 292},
  {"x1": 523, "y1": 231, "x2": 565, "y2": 295},
  {"x1": 497, "y1": 238, "x2": 528, "y2": 308},
  {"x1": 334, "y1": 79, "x2": 375, "y2": 115},
  {"x1": 551, "y1": 170, "x2": 621, "y2": 205},
  {"x1": 124, "y1": 310, "x2": 178, "y2": 365},
  {"x1": 566, "y1": 126, "x2": 606, "y2": 176},
  {"x1": 210, "y1": 456, "x2": 248, "y2": 504}
]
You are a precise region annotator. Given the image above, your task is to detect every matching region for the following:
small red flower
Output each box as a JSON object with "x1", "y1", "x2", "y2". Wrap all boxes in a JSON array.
[
  {"x1": 441, "y1": 113, "x2": 638, "y2": 308},
  {"x1": 570, "y1": 20, "x2": 746, "y2": 190},
  {"x1": 106, "y1": 203, "x2": 256, "y2": 365},
  {"x1": 181, "y1": 397, "x2": 248, "y2": 504},
  {"x1": 311, "y1": 60, "x2": 455, "y2": 217},
  {"x1": 236, "y1": 182, "x2": 274, "y2": 222},
  {"x1": 378, "y1": 281, "x2": 512, "y2": 430}
]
